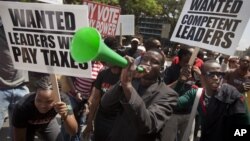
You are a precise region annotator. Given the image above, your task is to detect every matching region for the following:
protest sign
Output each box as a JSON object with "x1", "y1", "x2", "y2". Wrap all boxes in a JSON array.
[
  {"x1": 83, "y1": 0, "x2": 121, "y2": 36},
  {"x1": 115, "y1": 15, "x2": 135, "y2": 35},
  {"x1": 0, "y1": 1, "x2": 93, "y2": 78},
  {"x1": 171, "y1": 0, "x2": 250, "y2": 55}
]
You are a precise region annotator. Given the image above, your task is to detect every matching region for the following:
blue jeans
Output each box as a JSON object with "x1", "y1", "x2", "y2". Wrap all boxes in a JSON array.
[
  {"x1": 62, "y1": 94, "x2": 86, "y2": 141},
  {"x1": 0, "y1": 85, "x2": 29, "y2": 135}
]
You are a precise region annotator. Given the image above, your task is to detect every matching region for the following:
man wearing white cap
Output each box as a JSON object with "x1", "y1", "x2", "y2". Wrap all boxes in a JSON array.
[{"x1": 126, "y1": 38, "x2": 141, "y2": 58}]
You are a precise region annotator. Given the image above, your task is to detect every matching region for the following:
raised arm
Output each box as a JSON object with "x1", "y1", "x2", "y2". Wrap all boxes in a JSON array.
[
  {"x1": 54, "y1": 101, "x2": 78, "y2": 135},
  {"x1": 121, "y1": 85, "x2": 177, "y2": 134}
]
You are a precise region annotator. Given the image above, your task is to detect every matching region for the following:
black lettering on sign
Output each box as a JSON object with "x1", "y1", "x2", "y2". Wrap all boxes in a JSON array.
[
  {"x1": 186, "y1": 26, "x2": 196, "y2": 40},
  {"x1": 50, "y1": 50, "x2": 60, "y2": 67},
  {"x1": 202, "y1": 29, "x2": 213, "y2": 44},
  {"x1": 230, "y1": 0, "x2": 243, "y2": 13},
  {"x1": 69, "y1": 55, "x2": 88, "y2": 70},
  {"x1": 70, "y1": 54, "x2": 79, "y2": 69},
  {"x1": 40, "y1": 49, "x2": 50, "y2": 65},
  {"x1": 8, "y1": 32, "x2": 17, "y2": 45},
  {"x1": 79, "y1": 63, "x2": 88, "y2": 70},
  {"x1": 210, "y1": 30, "x2": 224, "y2": 46},
  {"x1": 8, "y1": 32, "x2": 55, "y2": 48},
  {"x1": 59, "y1": 51, "x2": 70, "y2": 68},
  {"x1": 56, "y1": 11, "x2": 64, "y2": 30},
  {"x1": 190, "y1": 0, "x2": 243, "y2": 14},
  {"x1": 64, "y1": 12, "x2": 76, "y2": 30},
  {"x1": 12, "y1": 46, "x2": 21, "y2": 62},
  {"x1": 11, "y1": 46, "x2": 37, "y2": 64},
  {"x1": 40, "y1": 49, "x2": 85, "y2": 69},
  {"x1": 55, "y1": 11, "x2": 76, "y2": 30},
  {"x1": 222, "y1": 32, "x2": 234, "y2": 48},
  {"x1": 194, "y1": 27, "x2": 205, "y2": 41},
  {"x1": 8, "y1": 9, "x2": 76, "y2": 30},
  {"x1": 34, "y1": 10, "x2": 46, "y2": 28},
  {"x1": 57, "y1": 36, "x2": 72, "y2": 49},
  {"x1": 45, "y1": 11, "x2": 55, "y2": 29},
  {"x1": 9, "y1": 9, "x2": 25, "y2": 27}
]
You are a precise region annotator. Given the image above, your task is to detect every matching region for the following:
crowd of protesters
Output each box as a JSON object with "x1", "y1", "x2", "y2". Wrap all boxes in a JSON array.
[{"x1": 1, "y1": 12, "x2": 250, "y2": 141}]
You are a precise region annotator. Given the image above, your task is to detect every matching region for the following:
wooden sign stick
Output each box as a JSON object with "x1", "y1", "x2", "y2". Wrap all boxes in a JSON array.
[{"x1": 50, "y1": 74, "x2": 61, "y2": 102}]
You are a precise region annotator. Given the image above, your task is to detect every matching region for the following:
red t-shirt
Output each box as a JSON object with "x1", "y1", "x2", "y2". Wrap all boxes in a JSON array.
[{"x1": 172, "y1": 56, "x2": 203, "y2": 69}]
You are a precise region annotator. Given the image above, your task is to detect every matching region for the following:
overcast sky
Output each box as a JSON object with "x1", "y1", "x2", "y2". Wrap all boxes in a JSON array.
[{"x1": 237, "y1": 19, "x2": 250, "y2": 51}]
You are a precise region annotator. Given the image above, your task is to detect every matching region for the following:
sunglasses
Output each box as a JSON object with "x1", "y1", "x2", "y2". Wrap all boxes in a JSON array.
[{"x1": 205, "y1": 71, "x2": 225, "y2": 78}]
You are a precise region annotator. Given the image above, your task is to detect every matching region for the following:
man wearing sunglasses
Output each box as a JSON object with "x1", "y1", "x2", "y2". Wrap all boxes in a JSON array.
[{"x1": 178, "y1": 60, "x2": 249, "y2": 141}]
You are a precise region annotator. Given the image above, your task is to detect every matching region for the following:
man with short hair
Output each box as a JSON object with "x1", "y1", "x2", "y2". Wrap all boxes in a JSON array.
[
  {"x1": 134, "y1": 38, "x2": 162, "y2": 65},
  {"x1": 178, "y1": 60, "x2": 249, "y2": 141},
  {"x1": 164, "y1": 47, "x2": 194, "y2": 85},
  {"x1": 126, "y1": 37, "x2": 141, "y2": 58}
]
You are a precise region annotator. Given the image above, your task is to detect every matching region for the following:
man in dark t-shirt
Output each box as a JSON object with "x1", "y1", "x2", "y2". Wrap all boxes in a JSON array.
[
  {"x1": 83, "y1": 66, "x2": 122, "y2": 141},
  {"x1": 12, "y1": 76, "x2": 78, "y2": 141}
]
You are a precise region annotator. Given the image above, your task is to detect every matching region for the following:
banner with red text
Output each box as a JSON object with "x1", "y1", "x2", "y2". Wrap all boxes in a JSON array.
[{"x1": 83, "y1": 0, "x2": 121, "y2": 36}]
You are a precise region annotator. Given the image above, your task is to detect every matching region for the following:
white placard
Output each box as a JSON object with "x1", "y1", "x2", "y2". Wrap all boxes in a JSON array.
[
  {"x1": 115, "y1": 15, "x2": 135, "y2": 35},
  {"x1": 0, "y1": 1, "x2": 93, "y2": 78},
  {"x1": 171, "y1": 0, "x2": 250, "y2": 55}
]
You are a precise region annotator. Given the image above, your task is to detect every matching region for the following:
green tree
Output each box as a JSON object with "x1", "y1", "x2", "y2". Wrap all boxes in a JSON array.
[
  {"x1": 20, "y1": 0, "x2": 185, "y2": 36},
  {"x1": 158, "y1": 0, "x2": 186, "y2": 36},
  {"x1": 120, "y1": 0, "x2": 162, "y2": 16},
  {"x1": 64, "y1": 0, "x2": 119, "y2": 5}
]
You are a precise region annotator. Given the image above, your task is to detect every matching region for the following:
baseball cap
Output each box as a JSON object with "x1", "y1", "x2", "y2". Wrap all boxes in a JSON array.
[{"x1": 131, "y1": 38, "x2": 140, "y2": 44}]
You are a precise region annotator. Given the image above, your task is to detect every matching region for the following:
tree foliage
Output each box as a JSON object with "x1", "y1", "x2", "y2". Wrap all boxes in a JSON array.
[
  {"x1": 158, "y1": 0, "x2": 186, "y2": 35},
  {"x1": 160, "y1": 0, "x2": 185, "y2": 24},
  {"x1": 21, "y1": 0, "x2": 163, "y2": 16},
  {"x1": 121, "y1": 0, "x2": 162, "y2": 16},
  {"x1": 21, "y1": 0, "x2": 184, "y2": 19}
]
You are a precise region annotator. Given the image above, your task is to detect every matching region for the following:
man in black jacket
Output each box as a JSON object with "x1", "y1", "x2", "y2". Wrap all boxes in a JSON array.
[{"x1": 100, "y1": 49, "x2": 178, "y2": 141}]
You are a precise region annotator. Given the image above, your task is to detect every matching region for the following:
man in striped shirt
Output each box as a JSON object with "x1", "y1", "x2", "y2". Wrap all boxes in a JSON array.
[{"x1": 63, "y1": 61, "x2": 104, "y2": 141}]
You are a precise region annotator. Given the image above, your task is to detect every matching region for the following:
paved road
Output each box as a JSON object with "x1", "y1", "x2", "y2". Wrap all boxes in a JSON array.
[
  {"x1": 0, "y1": 117, "x2": 42, "y2": 141},
  {"x1": 0, "y1": 116, "x2": 85, "y2": 141}
]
